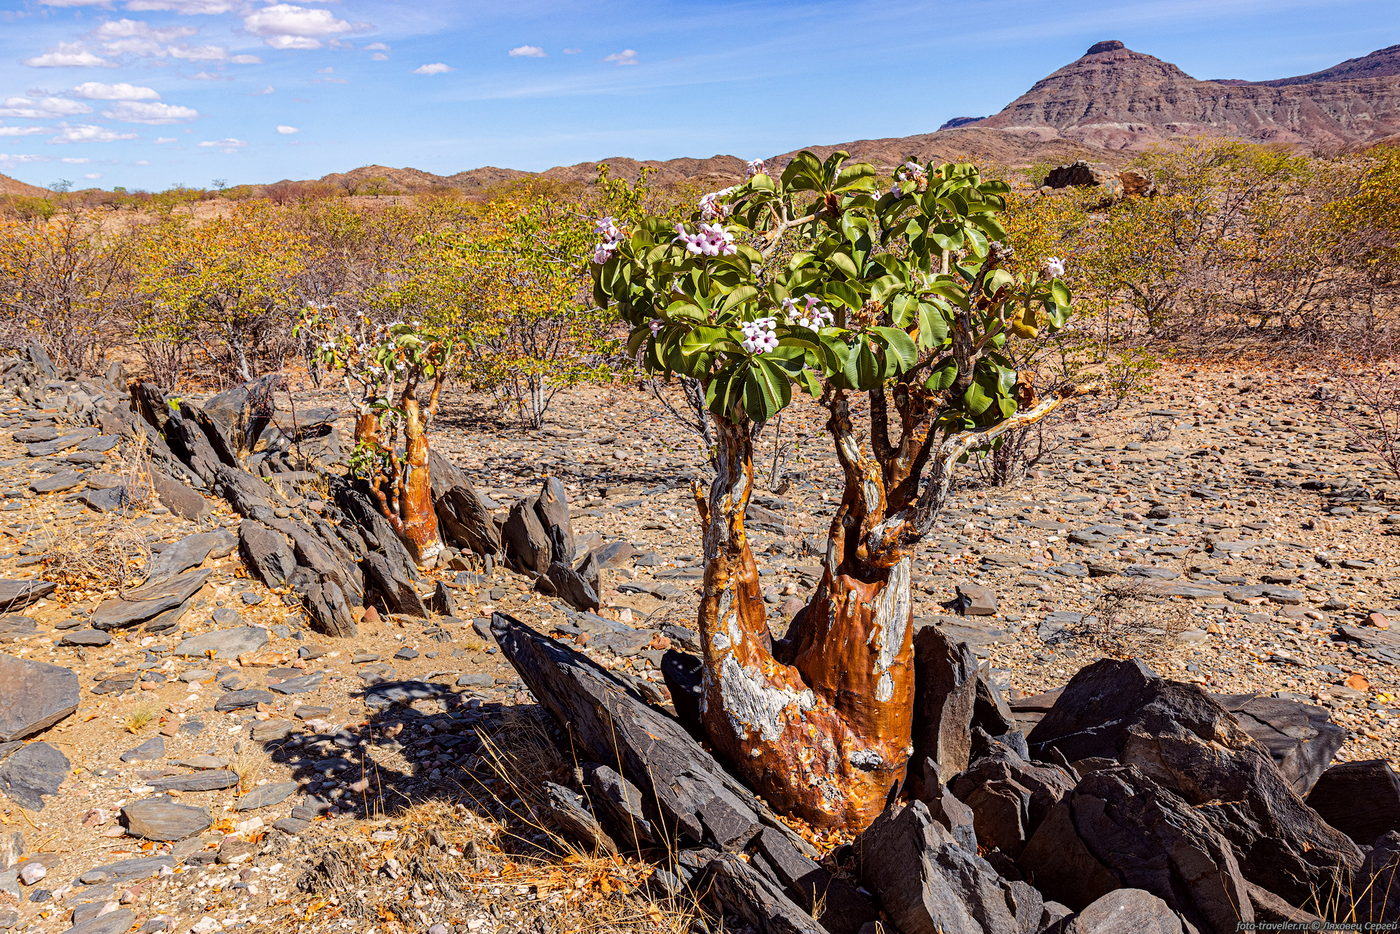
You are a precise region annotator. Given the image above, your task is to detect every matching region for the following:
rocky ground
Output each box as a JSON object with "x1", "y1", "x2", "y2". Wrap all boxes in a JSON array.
[{"x1": 0, "y1": 358, "x2": 1395, "y2": 933}]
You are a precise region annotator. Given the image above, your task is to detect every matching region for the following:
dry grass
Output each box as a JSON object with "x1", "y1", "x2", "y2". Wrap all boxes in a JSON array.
[{"x1": 42, "y1": 514, "x2": 150, "y2": 594}]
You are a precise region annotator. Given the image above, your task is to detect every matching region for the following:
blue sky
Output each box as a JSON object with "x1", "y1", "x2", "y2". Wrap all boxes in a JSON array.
[{"x1": 0, "y1": 0, "x2": 1395, "y2": 191}]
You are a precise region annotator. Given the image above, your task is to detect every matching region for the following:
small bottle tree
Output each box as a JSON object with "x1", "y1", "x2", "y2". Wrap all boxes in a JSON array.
[
  {"x1": 591, "y1": 152, "x2": 1074, "y2": 832},
  {"x1": 299, "y1": 310, "x2": 457, "y2": 566}
]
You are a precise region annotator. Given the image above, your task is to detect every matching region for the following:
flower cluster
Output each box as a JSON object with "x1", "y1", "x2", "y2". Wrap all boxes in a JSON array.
[
  {"x1": 698, "y1": 185, "x2": 737, "y2": 221},
  {"x1": 648, "y1": 319, "x2": 664, "y2": 335},
  {"x1": 673, "y1": 222, "x2": 737, "y2": 256},
  {"x1": 782, "y1": 295, "x2": 835, "y2": 330},
  {"x1": 746, "y1": 158, "x2": 767, "y2": 177},
  {"x1": 1043, "y1": 256, "x2": 1066, "y2": 278},
  {"x1": 890, "y1": 160, "x2": 928, "y2": 199},
  {"x1": 591, "y1": 216, "x2": 626, "y2": 265},
  {"x1": 740, "y1": 316, "x2": 779, "y2": 354}
]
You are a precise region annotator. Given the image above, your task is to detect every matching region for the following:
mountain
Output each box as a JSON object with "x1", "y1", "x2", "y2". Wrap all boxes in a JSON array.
[
  {"x1": 0, "y1": 173, "x2": 47, "y2": 198},
  {"x1": 975, "y1": 39, "x2": 1400, "y2": 150},
  {"x1": 244, "y1": 38, "x2": 1400, "y2": 196}
]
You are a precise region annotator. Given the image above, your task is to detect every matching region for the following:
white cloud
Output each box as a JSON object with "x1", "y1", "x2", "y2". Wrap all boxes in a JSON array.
[
  {"x1": 60, "y1": 157, "x2": 91, "y2": 164},
  {"x1": 254, "y1": 86, "x2": 275, "y2": 95},
  {"x1": 370, "y1": 52, "x2": 388, "y2": 61},
  {"x1": 508, "y1": 45, "x2": 546, "y2": 58},
  {"x1": 25, "y1": 43, "x2": 112, "y2": 68},
  {"x1": 0, "y1": 127, "x2": 46, "y2": 138},
  {"x1": 316, "y1": 66, "x2": 334, "y2": 74},
  {"x1": 189, "y1": 71, "x2": 225, "y2": 80},
  {"x1": 197, "y1": 137, "x2": 246, "y2": 152},
  {"x1": 154, "y1": 136, "x2": 177, "y2": 143},
  {"x1": 604, "y1": 49, "x2": 639, "y2": 66},
  {"x1": 0, "y1": 96, "x2": 93, "y2": 118},
  {"x1": 125, "y1": 0, "x2": 233, "y2": 13},
  {"x1": 103, "y1": 100, "x2": 199, "y2": 124},
  {"x1": 562, "y1": 48, "x2": 581, "y2": 54},
  {"x1": 364, "y1": 42, "x2": 388, "y2": 51},
  {"x1": 83, "y1": 172, "x2": 102, "y2": 179},
  {"x1": 275, "y1": 124, "x2": 299, "y2": 134},
  {"x1": 95, "y1": 19, "x2": 195, "y2": 42},
  {"x1": 169, "y1": 44, "x2": 229, "y2": 60},
  {"x1": 230, "y1": 54, "x2": 261, "y2": 64},
  {"x1": 134, "y1": 159, "x2": 151, "y2": 165},
  {"x1": 413, "y1": 62, "x2": 452, "y2": 75},
  {"x1": 51, "y1": 124, "x2": 137, "y2": 143},
  {"x1": 72, "y1": 81, "x2": 161, "y2": 101},
  {"x1": 0, "y1": 154, "x2": 44, "y2": 165},
  {"x1": 244, "y1": 4, "x2": 353, "y2": 49}
]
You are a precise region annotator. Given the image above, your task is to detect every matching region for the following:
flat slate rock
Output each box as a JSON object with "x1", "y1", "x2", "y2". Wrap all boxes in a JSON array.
[
  {"x1": 173, "y1": 625, "x2": 267, "y2": 660},
  {"x1": 234, "y1": 781, "x2": 298, "y2": 812},
  {"x1": 121, "y1": 795, "x2": 211, "y2": 841},
  {"x1": 77, "y1": 856, "x2": 173, "y2": 884},
  {"x1": 148, "y1": 769, "x2": 239, "y2": 792},
  {"x1": 214, "y1": 689, "x2": 272, "y2": 711},
  {"x1": 30, "y1": 471, "x2": 82, "y2": 494},
  {"x1": 60, "y1": 908, "x2": 136, "y2": 934},
  {"x1": 146, "y1": 530, "x2": 235, "y2": 583},
  {"x1": 0, "y1": 655, "x2": 78, "y2": 741},
  {"x1": 0, "y1": 741, "x2": 68, "y2": 810},
  {"x1": 119, "y1": 736, "x2": 165, "y2": 763},
  {"x1": 90, "y1": 568, "x2": 212, "y2": 631},
  {"x1": 0, "y1": 579, "x2": 56, "y2": 613},
  {"x1": 268, "y1": 672, "x2": 322, "y2": 694}
]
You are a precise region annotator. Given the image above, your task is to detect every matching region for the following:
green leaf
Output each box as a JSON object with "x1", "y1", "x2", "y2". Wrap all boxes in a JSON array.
[
  {"x1": 828, "y1": 251, "x2": 859, "y2": 278},
  {"x1": 873, "y1": 327, "x2": 918, "y2": 373},
  {"x1": 925, "y1": 360, "x2": 958, "y2": 392}
]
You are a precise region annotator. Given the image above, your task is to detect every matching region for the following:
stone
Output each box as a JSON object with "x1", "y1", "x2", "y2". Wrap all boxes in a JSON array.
[
  {"x1": 74, "y1": 486, "x2": 130, "y2": 513},
  {"x1": 539, "y1": 781, "x2": 616, "y2": 854},
  {"x1": 77, "y1": 855, "x2": 173, "y2": 884},
  {"x1": 119, "y1": 737, "x2": 165, "y2": 763},
  {"x1": 268, "y1": 672, "x2": 322, "y2": 694},
  {"x1": 0, "y1": 579, "x2": 56, "y2": 614},
  {"x1": 0, "y1": 616, "x2": 36, "y2": 642},
  {"x1": 1027, "y1": 658, "x2": 1361, "y2": 908},
  {"x1": 910, "y1": 627, "x2": 978, "y2": 781},
  {"x1": 704, "y1": 852, "x2": 827, "y2": 934},
  {"x1": 89, "y1": 568, "x2": 212, "y2": 631},
  {"x1": 149, "y1": 470, "x2": 212, "y2": 522},
  {"x1": 1305, "y1": 759, "x2": 1400, "y2": 846},
  {"x1": 148, "y1": 769, "x2": 239, "y2": 792},
  {"x1": 146, "y1": 530, "x2": 235, "y2": 583},
  {"x1": 362, "y1": 552, "x2": 429, "y2": 618},
  {"x1": 173, "y1": 626, "x2": 268, "y2": 660},
  {"x1": 854, "y1": 800, "x2": 1041, "y2": 934},
  {"x1": 0, "y1": 741, "x2": 68, "y2": 810},
  {"x1": 214, "y1": 689, "x2": 272, "y2": 711},
  {"x1": 234, "y1": 781, "x2": 298, "y2": 811},
  {"x1": 954, "y1": 583, "x2": 998, "y2": 616},
  {"x1": 0, "y1": 655, "x2": 78, "y2": 741},
  {"x1": 1355, "y1": 831, "x2": 1400, "y2": 923},
  {"x1": 238, "y1": 520, "x2": 296, "y2": 589},
  {"x1": 60, "y1": 629, "x2": 111, "y2": 647},
  {"x1": 30, "y1": 471, "x2": 82, "y2": 494},
  {"x1": 1019, "y1": 766, "x2": 1252, "y2": 934},
  {"x1": 121, "y1": 796, "x2": 211, "y2": 841},
  {"x1": 427, "y1": 449, "x2": 502, "y2": 557},
  {"x1": 1054, "y1": 889, "x2": 1184, "y2": 934},
  {"x1": 60, "y1": 909, "x2": 137, "y2": 934},
  {"x1": 545, "y1": 560, "x2": 600, "y2": 612},
  {"x1": 502, "y1": 496, "x2": 552, "y2": 575},
  {"x1": 948, "y1": 747, "x2": 1075, "y2": 857}
]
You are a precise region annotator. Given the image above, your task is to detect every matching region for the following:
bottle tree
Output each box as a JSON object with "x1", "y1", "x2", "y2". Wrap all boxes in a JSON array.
[
  {"x1": 299, "y1": 311, "x2": 457, "y2": 566},
  {"x1": 591, "y1": 152, "x2": 1074, "y2": 833}
]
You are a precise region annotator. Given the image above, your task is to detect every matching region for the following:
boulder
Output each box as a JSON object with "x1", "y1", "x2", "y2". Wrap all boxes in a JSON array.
[
  {"x1": 704, "y1": 852, "x2": 828, "y2": 934},
  {"x1": 0, "y1": 741, "x2": 68, "y2": 810},
  {"x1": 428, "y1": 450, "x2": 501, "y2": 557},
  {"x1": 535, "y1": 477, "x2": 575, "y2": 562},
  {"x1": 121, "y1": 795, "x2": 211, "y2": 841},
  {"x1": 854, "y1": 800, "x2": 1041, "y2": 934},
  {"x1": 1027, "y1": 659, "x2": 1361, "y2": 907},
  {"x1": 173, "y1": 626, "x2": 268, "y2": 659},
  {"x1": 0, "y1": 655, "x2": 78, "y2": 741},
  {"x1": 502, "y1": 496, "x2": 552, "y2": 575},
  {"x1": 1051, "y1": 889, "x2": 1184, "y2": 934},
  {"x1": 89, "y1": 568, "x2": 212, "y2": 631},
  {"x1": 540, "y1": 781, "x2": 617, "y2": 855},
  {"x1": 363, "y1": 552, "x2": 429, "y2": 618},
  {"x1": 1019, "y1": 766, "x2": 1252, "y2": 934},
  {"x1": 1305, "y1": 759, "x2": 1400, "y2": 846},
  {"x1": 238, "y1": 520, "x2": 296, "y2": 589},
  {"x1": 545, "y1": 560, "x2": 600, "y2": 612},
  {"x1": 911, "y1": 627, "x2": 978, "y2": 780},
  {"x1": 948, "y1": 746, "x2": 1075, "y2": 857},
  {"x1": 1354, "y1": 831, "x2": 1400, "y2": 923},
  {"x1": 147, "y1": 530, "x2": 235, "y2": 583},
  {"x1": 150, "y1": 470, "x2": 212, "y2": 522}
]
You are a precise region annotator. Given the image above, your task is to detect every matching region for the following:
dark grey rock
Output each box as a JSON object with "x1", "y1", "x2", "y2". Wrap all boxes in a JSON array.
[
  {"x1": 148, "y1": 769, "x2": 239, "y2": 792},
  {"x1": 0, "y1": 741, "x2": 68, "y2": 810},
  {"x1": 121, "y1": 796, "x2": 211, "y2": 841},
  {"x1": 147, "y1": 531, "x2": 235, "y2": 583},
  {"x1": 1054, "y1": 889, "x2": 1185, "y2": 934},
  {"x1": 173, "y1": 626, "x2": 267, "y2": 660},
  {"x1": 119, "y1": 737, "x2": 165, "y2": 763},
  {"x1": 60, "y1": 629, "x2": 111, "y2": 647},
  {"x1": 89, "y1": 568, "x2": 212, "y2": 631},
  {"x1": 60, "y1": 908, "x2": 136, "y2": 934},
  {"x1": 0, "y1": 580, "x2": 56, "y2": 614},
  {"x1": 77, "y1": 856, "x2": 173, "y2": 884},
  {"x1": 234, "y1": 781, "x2": 297, "y2": 812},
  {"x1": 214, "y1": 689, "x2": 272, "y2": 711},
  {"x1": 1306, "y1": 759, "x2": 1400, "y2": 846},
  {"x1": 0, "y1": 655, "x2": 78, "y2": 741}
]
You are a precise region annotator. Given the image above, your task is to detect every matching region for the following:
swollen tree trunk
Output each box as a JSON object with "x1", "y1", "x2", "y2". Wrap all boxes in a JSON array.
[
  {"x1": 696, "y1": 416, "x2": 915, "y2": 833},
  {"x1": 397, "y1": 396, "x2": 442, "y2": 564}
]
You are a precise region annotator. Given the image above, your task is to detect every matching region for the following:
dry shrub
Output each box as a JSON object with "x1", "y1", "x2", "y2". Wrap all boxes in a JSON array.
[
  {"x1": 1322, "y1": 366, "x2": 1400, "y2": 481},
  {"x1": 1066, "y1": 579, "x2": 1191, "y2": 662},
  {"x1": 43, "y1": 516, "x2": 150, "y2": 594}
]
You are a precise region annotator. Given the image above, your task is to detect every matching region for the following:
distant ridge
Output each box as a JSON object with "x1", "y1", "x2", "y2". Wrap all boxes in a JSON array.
[
  {"x1": 0, "y1": 173, "x2": 48, "y2": 198},
  {"x1": 216, "y1": 38, "x2": 1400, "y2": 197}
]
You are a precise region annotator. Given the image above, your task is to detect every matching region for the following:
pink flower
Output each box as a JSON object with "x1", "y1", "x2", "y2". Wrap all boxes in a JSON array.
[
  {"x1": 649, "y1": 319, "x2": 664, "y2": 335},
  {"x1": 1043, "y1": 256, "x2": 1066, "y2": 278},
  {"x1": 746, "y1": 158, "x2": 766, "y2": 176},
  {"x1": 674, "y1": 222, "x2": 737, "y2": 257}
]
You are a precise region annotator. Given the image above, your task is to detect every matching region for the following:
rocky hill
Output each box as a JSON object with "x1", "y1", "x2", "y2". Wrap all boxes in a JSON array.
[
  {"x1": 977, "y1": 39, "x2": 1400, "y2": 150},
  {"x1": 0, "y1": 173, "x2": 47, "y2": 198}
]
